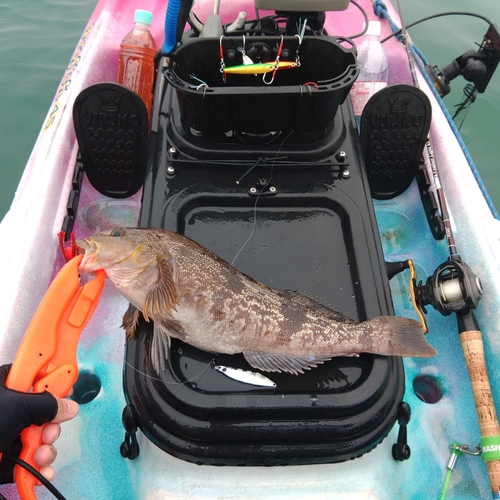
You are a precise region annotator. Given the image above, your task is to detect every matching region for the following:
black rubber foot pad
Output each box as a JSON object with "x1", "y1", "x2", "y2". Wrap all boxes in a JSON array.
[
  {"x1": 360, "y1": 84, "x2": 432, "y2": 200},
  {"x1": 73, "y1": 82, "x2": 149, "y2": 198}
]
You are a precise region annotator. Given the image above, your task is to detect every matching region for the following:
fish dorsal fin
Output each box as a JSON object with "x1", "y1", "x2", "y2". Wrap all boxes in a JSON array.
[
  {"x1": 143, "y1": 253, "x2": 179, "y2": 322},
  {"x1": 278, "y1": 289, "x2": 356, "y2": 324},
  {"x1": 121, "y1": 303, "x2": 144, "y2": 340},
  {"x1": 243, "y1": 351, "x2": 333, "y2": 375}
]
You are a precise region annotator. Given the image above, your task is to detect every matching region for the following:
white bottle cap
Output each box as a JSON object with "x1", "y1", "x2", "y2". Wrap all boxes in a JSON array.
[{"x1": 366, "y1": 21, "x2": 381, "y2": 37}]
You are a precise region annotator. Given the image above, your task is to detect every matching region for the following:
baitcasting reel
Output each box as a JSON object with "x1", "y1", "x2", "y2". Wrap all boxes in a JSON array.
[
  {"x1": 387, "y1": 257, "x2": 483, "y2": 330},
  {"x1": 415, "y1": 258, "x2": 483, "y2": 317}
]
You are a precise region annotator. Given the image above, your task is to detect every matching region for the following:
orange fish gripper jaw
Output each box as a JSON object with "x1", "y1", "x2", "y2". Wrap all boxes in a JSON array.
[{"x1": 2, "y1": 255, "x2": 105, "y2": 500}]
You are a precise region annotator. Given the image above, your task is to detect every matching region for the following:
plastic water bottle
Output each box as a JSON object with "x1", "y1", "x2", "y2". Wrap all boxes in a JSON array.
[
  {"x1": 117, "y1": 9, "x2": 157, "y2": 119},
  {"x1": 351, "y1": 20, "x2": 388, "y2": 117}
]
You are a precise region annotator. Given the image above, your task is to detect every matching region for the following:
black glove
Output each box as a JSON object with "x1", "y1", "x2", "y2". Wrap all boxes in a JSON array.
[{"x1": 0, "y1": 364, "x2": 58, "y2": 483}]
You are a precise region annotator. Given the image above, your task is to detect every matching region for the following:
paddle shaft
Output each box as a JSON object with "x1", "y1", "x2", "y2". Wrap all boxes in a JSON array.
[{"x1": 459, "y1": 311, "x2": 500, "y2": 496}]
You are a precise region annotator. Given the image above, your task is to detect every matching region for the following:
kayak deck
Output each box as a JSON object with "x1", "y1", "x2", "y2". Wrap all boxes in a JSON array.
[{"x1": 1, "y1": 0, "x2": 500, "y2": 499}]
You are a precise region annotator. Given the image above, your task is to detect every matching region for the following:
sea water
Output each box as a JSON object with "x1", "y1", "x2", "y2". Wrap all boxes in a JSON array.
[{"x1": 0, "y1": 0, "x2": 499, "y2": 220}]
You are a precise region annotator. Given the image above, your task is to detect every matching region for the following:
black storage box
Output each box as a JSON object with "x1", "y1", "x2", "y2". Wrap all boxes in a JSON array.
[
  {"x1": 125, "y1": 332, "x2": 404, "y2": 466},
  {"x1": 120, "y1": 78, "x2": 406, "y2": 466},
  {"x1": 165, "y1": 36, "x2": 358, "y2": 133}
]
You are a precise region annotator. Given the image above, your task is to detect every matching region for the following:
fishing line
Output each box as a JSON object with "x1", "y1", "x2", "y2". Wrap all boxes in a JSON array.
[
  {"x1": 231, "y1": 130, "x2": 294, "y2": 266},
  {"x1": 452, "y1": 83, "x2": 478, "y2": 129},
  {"x1": 122, "y1": 343, "x2": 215, "y2": 385},
  {"x1": 231, "y1": 186, "x2": 263, "y2": 266}
]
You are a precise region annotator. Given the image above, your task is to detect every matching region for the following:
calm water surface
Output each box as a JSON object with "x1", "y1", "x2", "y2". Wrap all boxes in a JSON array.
[{"x1": 0, "y1": 0, "x2": 499, "y2": 219}]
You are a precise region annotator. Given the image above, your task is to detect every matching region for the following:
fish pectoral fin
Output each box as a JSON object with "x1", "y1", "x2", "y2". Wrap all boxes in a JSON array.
[
  {"x1": 151, "y1": 322, "x2": 171, "y2": 374},
  {"x1": 143, "y1": 253, "x2": 179, "y2": 322},
  {"x1": 149, "y1": 318, "x2": 188, "y2": 374},
  {"x1": 242, "y1": 351, "x2": 332, "y2": 375},
  {"x1": 121, "y1": 303, "x2": 144, "y2": 340},
  {"x1": 158, "y1": 317, "x2": 187, "y2": 342}
]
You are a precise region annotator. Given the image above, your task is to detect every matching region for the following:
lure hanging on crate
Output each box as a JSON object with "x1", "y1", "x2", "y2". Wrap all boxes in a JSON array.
[
  {"x1": 223, "y1": 61, "x2": 299, "y2": 75},
  {"x1": 220, "y1": 34, "x2": 300, "y2": 83}
]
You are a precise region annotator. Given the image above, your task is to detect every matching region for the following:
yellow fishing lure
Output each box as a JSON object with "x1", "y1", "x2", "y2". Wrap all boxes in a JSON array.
[{"x1": 223, "y1": 61, "x2": 299, "y2": 75}]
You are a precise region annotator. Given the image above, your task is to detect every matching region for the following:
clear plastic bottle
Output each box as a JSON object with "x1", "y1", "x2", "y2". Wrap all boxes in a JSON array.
[
  {"x1": 117, "y1": 9, "x2": 157, "y2": 119},
  {"x1": 350, "y1": 20, "x2": 388, "y2": 117}
]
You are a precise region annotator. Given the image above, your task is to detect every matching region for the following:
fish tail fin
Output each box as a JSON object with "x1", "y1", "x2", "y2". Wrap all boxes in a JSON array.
[{"x1": 361, "y1": 316, "x2": 437, "y2": 358}]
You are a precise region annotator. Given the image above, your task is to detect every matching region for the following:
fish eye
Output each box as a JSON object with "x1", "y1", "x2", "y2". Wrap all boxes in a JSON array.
[{"x1": 111, "y1": 227, "x2": 126, "y2": 237}]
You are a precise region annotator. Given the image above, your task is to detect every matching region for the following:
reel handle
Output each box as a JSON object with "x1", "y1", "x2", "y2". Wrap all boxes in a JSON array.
[{"x1": 459, "y1": 310, "x2": 500, "y2": 496}]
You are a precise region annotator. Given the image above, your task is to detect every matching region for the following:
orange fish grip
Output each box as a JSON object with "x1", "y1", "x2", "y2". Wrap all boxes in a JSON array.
[{"x1": 4, "y1": 255, "x2": 106, "y2": 500}]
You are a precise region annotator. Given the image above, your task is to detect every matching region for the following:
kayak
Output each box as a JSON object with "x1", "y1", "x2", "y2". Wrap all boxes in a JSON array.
[{"x1": 1, "y1": 0, "x2": 500, "y2": 499}]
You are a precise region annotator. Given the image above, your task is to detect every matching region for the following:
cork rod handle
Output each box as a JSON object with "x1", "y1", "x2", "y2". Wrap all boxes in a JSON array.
[{"x1": 459, "y1": 311, "x2": 500, "y2": 497}]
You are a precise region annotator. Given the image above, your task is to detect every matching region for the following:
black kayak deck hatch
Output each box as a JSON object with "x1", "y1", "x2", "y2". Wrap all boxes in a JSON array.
[{"x1": 121, "y1": 35, "x2": 405, "y2": 466}]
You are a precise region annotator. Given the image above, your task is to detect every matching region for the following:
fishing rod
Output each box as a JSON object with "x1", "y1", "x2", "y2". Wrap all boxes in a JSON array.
[
  {"x1": 393, "y1": 0, "x2": 457, "y2": 258},
  {"x1": 393, "y1": 0, "x2": 500, "y2": 497}
]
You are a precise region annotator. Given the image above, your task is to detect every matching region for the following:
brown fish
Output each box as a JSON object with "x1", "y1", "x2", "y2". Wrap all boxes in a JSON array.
[{"x1": 76, "y1": 227, "x2": 436, "y2": 374}]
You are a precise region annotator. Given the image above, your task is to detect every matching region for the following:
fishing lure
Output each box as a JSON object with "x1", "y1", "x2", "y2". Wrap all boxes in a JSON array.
[
  {"x1": 214, "y1": 364, "x2": 277, "y2": 388},
  {"x1": 220, "y1": 35, "x2": 300, "y2": 83},
  {"x1": 223, "y1": 61, "x2": 299, "y2": 75},
  {"x1": 223, "y1": 63, "x2": 276, "y2": 75}
]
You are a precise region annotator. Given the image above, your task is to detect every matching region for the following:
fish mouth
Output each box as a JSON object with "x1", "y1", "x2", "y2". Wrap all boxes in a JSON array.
[
  {"x1": 75, "y1": 238, "x2": 99, "y2": 272},
  {"x1": 75, "y1": 238, "x2": 90, "y2": 252}
]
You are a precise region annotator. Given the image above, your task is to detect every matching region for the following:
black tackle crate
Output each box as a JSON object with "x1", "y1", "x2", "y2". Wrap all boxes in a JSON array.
[{"x1": 165, "y1": 35, "x2": 358, "y2": 133}]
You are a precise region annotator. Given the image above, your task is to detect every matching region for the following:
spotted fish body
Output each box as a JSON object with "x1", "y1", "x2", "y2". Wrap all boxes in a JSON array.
[{"x1": 77, "y1": 227, "x2": 436, "y2": 374}]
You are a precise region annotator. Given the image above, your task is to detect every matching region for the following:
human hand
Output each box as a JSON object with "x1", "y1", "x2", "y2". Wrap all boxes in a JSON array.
[
  {"x1": 32, "y1": 397, "x2": 79, "y2": 481},
  {"x1": 0, "y1": 364, "x2": 79, "y2": 483}
]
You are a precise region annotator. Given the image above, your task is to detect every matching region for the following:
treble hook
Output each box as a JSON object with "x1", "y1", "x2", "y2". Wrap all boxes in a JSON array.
[{"x1": 241, "y1": 34, "x2": 253, "y2": 65}]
